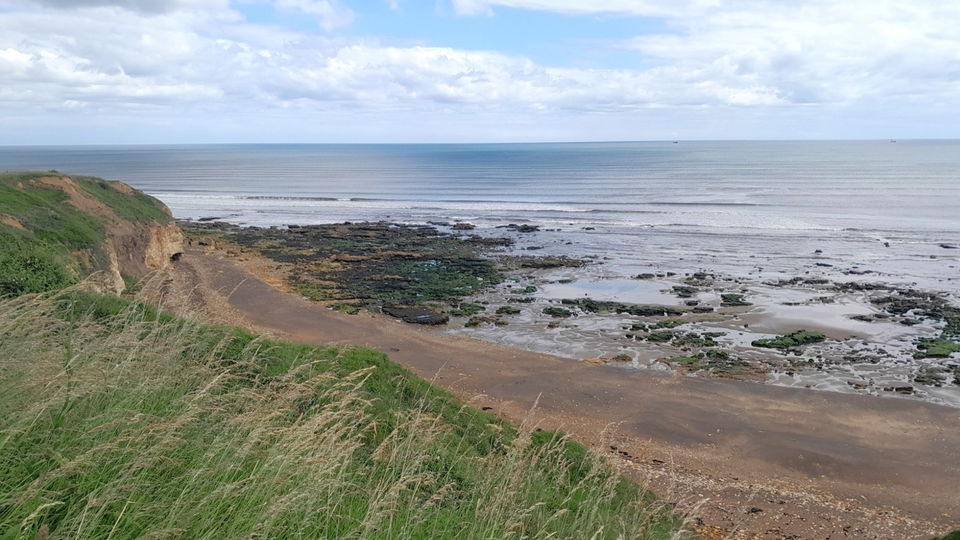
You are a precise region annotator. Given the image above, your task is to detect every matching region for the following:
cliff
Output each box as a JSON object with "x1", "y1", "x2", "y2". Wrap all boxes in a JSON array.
[{"x1": 0, "y1": 171, "x2": 183, "y2": 295}]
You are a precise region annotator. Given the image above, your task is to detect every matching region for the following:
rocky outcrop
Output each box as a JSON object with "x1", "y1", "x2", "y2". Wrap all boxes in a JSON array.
[{"x1": 110, "y1": 220, "x2": 184, "y2": 281}]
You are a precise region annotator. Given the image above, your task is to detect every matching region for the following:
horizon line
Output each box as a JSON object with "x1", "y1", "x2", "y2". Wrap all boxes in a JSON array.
[{"x1": 1, "y1": 138, "x2": 955, "y2": 148}]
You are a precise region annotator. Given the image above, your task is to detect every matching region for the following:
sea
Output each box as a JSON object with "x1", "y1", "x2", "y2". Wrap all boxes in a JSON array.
[
  {"x1": 2, "y1": 141, "x2": 959, "y2": 403},
  {"x1": 1, "y1": 141, "x2": 957, "y2": 282}
]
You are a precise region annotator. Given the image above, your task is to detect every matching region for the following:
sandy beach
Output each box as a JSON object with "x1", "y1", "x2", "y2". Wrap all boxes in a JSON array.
[{"x1": 152, "y1": 243, "x2": 960, "y2": 539}]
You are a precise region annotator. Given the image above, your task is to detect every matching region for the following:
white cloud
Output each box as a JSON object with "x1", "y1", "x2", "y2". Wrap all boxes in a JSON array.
[
  {"x1": 0, "y1": 0, "x2": 958, "y2": 142},
  {"x1": 7, "y1": 0, "x2": 229, "y2": 14},
  {"x1": 450, "y1": 0, "x2": 721, "y2": 17},
  {"x1": 456, "y1": 0, "x2": 960, "y2": 106},
  {"x1": 273, "y1": 0, "x2": 354, "y2": 31}
]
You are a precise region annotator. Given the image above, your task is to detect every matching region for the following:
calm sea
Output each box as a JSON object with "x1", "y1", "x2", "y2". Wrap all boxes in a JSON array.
[{"x1": 1, "y1": 141, "x2": 958, "y2": 287}]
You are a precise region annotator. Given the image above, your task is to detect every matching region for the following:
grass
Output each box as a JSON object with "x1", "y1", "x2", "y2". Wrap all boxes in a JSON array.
[
  {"x1": 0, "y1": 231, "x2": 73, "y2": 296},
  {"x1": 72, "y1": 175, "x2": 171, "y2": 223},
  {"x1": 0, "y1": 175, "x2": 104, "y2": 252},
  {"x1": 0, "y1": 289, "x2": 690, "y2": 539},
  {"x1": 0, "y1": 172, "x2": 173, "y2": 298}
]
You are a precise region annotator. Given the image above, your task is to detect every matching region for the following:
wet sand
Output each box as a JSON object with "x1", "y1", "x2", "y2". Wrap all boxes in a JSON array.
[{"x1": 159, "y1": 246, "x2": 960, "y2": 539}]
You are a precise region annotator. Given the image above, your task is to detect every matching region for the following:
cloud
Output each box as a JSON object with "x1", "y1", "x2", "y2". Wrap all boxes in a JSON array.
[
  {"x1": 273, "y1": 0, "x2": 354, "y2": 31},
  {"x1": 0, "y1": 0, "x2": 958, "y2": 142},
  {"x1": 456, "y1": 0, "x2": 960, "y2": 106},
  {"x1": 9, "y1": 0, "x2": 228, "y2": 14},
  {"x1": 0, "y1": 1, "x2": 791, "y2": 115},
  {"x1": 450, "y1": 0, "x2": 719, "y2": 17}
]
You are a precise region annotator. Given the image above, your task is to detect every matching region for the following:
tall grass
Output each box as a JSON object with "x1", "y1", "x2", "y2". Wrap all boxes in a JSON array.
[{"x1": 0, "y1": 290, "x2": 689, "y2": 539}]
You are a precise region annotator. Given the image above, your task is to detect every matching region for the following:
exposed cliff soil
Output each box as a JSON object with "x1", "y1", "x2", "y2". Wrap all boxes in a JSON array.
[{"x1": 0, "y1": 172, "x2": 183, "y2": 295}]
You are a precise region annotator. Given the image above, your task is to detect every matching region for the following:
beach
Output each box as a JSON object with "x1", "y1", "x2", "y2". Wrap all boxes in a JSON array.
[
  {"x1": 147, "y1": 240, "x2": 960, "y2": 539},
  {"x1": 1, "y1": 142, "x2": 958, "y2": 406}
]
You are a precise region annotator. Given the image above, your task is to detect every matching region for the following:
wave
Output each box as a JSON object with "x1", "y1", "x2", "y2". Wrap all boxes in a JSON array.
[
  {"x1": 150, "y1": 192, "x2": 594, "y2": 213},
  {"x1": 149, "y1": 192, "x2": 774, "y2": 214}
]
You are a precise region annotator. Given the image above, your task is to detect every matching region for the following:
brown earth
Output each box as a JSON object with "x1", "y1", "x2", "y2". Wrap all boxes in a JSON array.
[
  {"x1": 27, "y1": 175, "x2": 184, "y2": 293},
  {"x1": 154, "y1": 245, "x2": 960, "y2": 540},
  {"x1": 0, "y1": 215, "x2": 25, "y2": 230}
]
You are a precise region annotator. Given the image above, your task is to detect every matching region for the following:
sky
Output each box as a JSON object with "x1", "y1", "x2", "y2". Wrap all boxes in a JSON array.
[{"x1": 1, "y1": 0, "x2": 959, "y2": 144}]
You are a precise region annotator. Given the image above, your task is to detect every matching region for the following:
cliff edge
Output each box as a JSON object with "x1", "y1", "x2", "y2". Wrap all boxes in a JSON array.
[{"x1": 0, "y1": 171, "x2": 183, "y2": 295}]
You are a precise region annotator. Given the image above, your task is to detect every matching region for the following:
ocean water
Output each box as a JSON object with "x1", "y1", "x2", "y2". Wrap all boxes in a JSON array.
[{"x1": 2, "y1": 141, "x2": 958, "y2": 287}]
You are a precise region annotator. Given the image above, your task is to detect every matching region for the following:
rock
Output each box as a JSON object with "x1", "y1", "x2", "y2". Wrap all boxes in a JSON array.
[
  {"x1": 543, "y1": 306, "x2": 573, "y2": 318},
  {"x1": 752, "y1": 330, "x2": 826, "y2": 349},
  {"x1": 383, "y1": 306, "x2": 449, "y2": 325},
  {"x1": 672, "y1": 285, "x2": 698, "y2": 298},
  {"x1": 452, "y1": 222, "x2": 476, "y2": 231},
  {"x1": 498, "y1": 223, "x2": 540, "y2": 233},
  {"x1": 720, "y1": 293, "x2": 752, "y2": 307},
  {"x1": 940, "y1": 244, "x2": 958, "y2": 249}
]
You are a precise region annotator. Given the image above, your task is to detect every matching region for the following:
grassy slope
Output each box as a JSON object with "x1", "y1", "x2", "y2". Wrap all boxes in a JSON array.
[
  {"x1": 0, "y1": 172, "x2": 170, "y2": 296},
  {"x1": 0, "y1": 172, "x2": 687, "y2": 538},
  {"x1": 0, "y1": 291, "x2": 687, "y2": 538}
]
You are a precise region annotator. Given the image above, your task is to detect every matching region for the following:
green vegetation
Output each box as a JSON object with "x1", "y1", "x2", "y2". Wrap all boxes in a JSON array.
[
  {"x1": 914, "y1": 339, "x2": 960, "y2": 359},
  {"x1": 0, "y1": 233, "x2": 73, "y2": 296},
  {"x1": 933, "y1": 530, "x2": 960, "y2": 540},
  {"x1": 561, "y1": 298, "x2": 684, "y2": 317},
  {"x1": 654, "y1": 318, "x2": 686, "y2": 329},
  {"x1": 720, "y1": 293, "x2": 751, "y2": 307},
  {"x1": 543, "y1": 306, "x2": 573, "y2": 318},
  {"x1": 330, "y1": 302, "x2": 362, "y2": 315},
  {"x1": 645, "y1": 331, "x2": 674, "y2": 342},
  {"x1": 672, "y1": 286, "x2": 697, "y2": 298},
  {"x1": 0, "y1": 290, "x2": 687, "y2": 539},
  {"x1": 496, "y1": 305, "x2": 521, "y2": 315},
  {"x1": 0, "y1": 172, "x2": 172, "y2": 298},
  {"x1": 663, "y1": 350, "x2": 747, "y2": 376},
  {"x1": 868, "y1": 290, "x2": 960, "y2": 358},
  {"x1": 449, "y1": 302, "x2": 486, "y2": 317},
  {"x1": 185, "y1": 222, "x2": 505, "y2": 314},
  {"x1": 666, "y1": 355, "x2": 702, "y2": 366},
  {"x1": 752, "y1": 330, "x2": 826, "y2": 349},
  {"x1": 72, "y1": 175, "x2": 171, "y2": 222}
]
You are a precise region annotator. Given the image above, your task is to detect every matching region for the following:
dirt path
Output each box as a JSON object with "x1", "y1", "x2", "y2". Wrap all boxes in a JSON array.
[{"x1": 160, "y1": 247, "x2": 960, "y2": 539}]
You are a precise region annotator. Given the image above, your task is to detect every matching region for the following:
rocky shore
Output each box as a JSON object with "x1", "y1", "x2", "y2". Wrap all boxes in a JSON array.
[{"x1": 181, "y1": 219, "x2": 960, "y2": 407}]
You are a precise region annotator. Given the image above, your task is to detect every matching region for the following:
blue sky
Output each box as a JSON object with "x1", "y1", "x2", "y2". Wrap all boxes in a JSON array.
[{"x1": 1, "y1": 0, "x2": 958, "y2": 143}]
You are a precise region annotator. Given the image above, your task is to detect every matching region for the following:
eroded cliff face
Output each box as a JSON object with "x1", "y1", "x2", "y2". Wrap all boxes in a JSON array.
[
  {"x1": 110, "y1": 220, "x2": 184, "y2": 281},
  {"x1": 31, "y1": 175, "x2": 184, "y2": 294}
]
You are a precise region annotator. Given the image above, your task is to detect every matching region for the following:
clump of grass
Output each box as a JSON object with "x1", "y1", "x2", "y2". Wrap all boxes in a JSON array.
[
  {"x1": 0, "y1": 232, "x2": 73, "y2": 296},
  {"x1": 0, "y1": 289, "x2": 689, "y2": 539}
]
